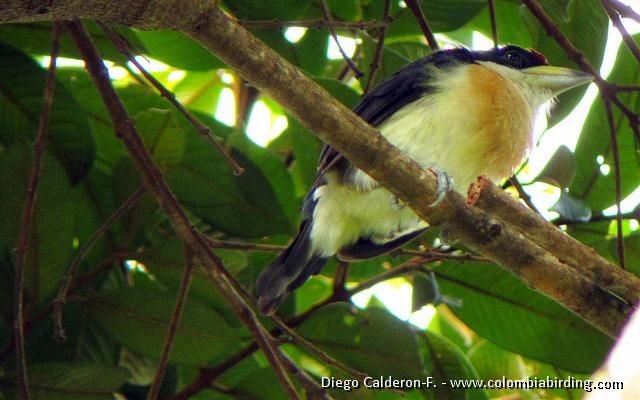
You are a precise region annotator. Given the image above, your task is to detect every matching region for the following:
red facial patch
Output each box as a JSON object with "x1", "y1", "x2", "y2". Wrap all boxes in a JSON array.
[{"x1": 530, "y1": 48, "x2": 549, "y2": 65}]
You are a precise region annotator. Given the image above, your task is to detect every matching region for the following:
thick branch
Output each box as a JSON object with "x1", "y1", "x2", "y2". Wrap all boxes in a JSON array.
[
  {"x1": 468, "y1": 177, "x2": 639, "y2": 307},
  {"x1": 2, "y1": 0, "x2": 638, "y2": 337}
]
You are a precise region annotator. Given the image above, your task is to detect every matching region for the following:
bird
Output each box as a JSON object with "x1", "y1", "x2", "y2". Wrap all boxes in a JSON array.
[{"x1": 255, "y1": 45, "x2": 593, "y2": 314}]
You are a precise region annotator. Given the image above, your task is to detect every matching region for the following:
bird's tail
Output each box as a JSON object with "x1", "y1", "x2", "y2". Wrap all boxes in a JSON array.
[{"x1": 255, "y1": 220, "x2": 327, "y2": 314}]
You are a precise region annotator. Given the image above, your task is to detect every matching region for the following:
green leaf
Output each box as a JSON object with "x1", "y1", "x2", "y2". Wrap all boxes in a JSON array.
[
  {"x1": 88, "y1": 276, "x2": 245, "y2": 365},
  {"x1": 0, "y1": 145, "x2": 75, "y2": 305},
  {"x1": 361, "y1": 36, "x2": 412, "y2": 88},
  {"x1": 363, "y1": 0, "x2": 486, "y2": 38},
  {"x1": 534, "y1": 145, "x2": 576, "y2": 188},
  {"x1": 609, "y1": 231, "x2": 640, "y2": 277},
  {"x1": 294, "y1": 29, "x2": 330, "y2": 76},
  {"x1": 163, "y1": 119, "x2": 296, "y2": 237},
  {"x1": 136, "y1": 109, "x2": 187, "y2": 166},
  {"x1": 421, "y1": 331, "x2": 488, "y2": 400},
  {"x1": 270, "y1": 116, "x2": 323, "y2": 196},
  {"x1": 435, "y1": 261, "x2": 613, "y2": 373},
  {"x1": 570, "y1": 38, "x2": 640, "y2": 211},
  {"x1": 326, "y1": 0, "x2": 363, "y2": 21},
  {"x1": 135, "y1": 30, "x2": 225, "y2": 71},
  {"x1": 137, "y1": 238, "x2": 245, "y2": 327},
  {"x1": 313, "y1": 77, "x2": 361, "y2": 109},
  {"x1": 0, "y1": 21, "x2": 144, "y2": 63},
  {"x1": 223, "y1": 0, "x2": 311, "y2": 20},
  {"x1": 298, "y1": 304, "x2": 424, "y2": 379},
  {"x1": 0, "y1": 363, "x2": 130, "y2": 400},
  {"x1": 172, "y1": 70, "x2": 223, "y2": 113},
  {"x1": 467, "y1": 1, "x2": 534, "y2": 48},
  {"x1": 526, "y1": 0, "x2": 608, "y2": 126},
  {"x1": 468, "y1": 340, "x2": 526, "y2": 381},
  {"x1": 0, "y1": 43, "x2": 95, "y2": 183}
]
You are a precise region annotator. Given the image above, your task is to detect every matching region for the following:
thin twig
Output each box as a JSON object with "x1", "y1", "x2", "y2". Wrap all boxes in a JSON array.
[
  {"x1": 614, "y1": 84, "x2": 640, "y2": 92},
  {"x1": 271, "y1": 313, "x2": 368, "y2": 382},
  {"x1": 605, "y1": 0, "x2": 640, "y2": 24},
  {"x1": 54, "y1": 186, "x2": 145, "y2": 340},
  {"x1": 363, "y1": 0, "x2": 392, "y2": 94},
  {"x1": 65, "y1": 20, "x2": 299, "y2": 399},
  {"x1": 206, "y1": 237, "x2": 286, "y2": 252},
  {"x1": 487, "y1": 0, "x2": 499, "y2": 47},
  {"x1": 12, "y1": 22, "x2": 61, "y2": 400},
  {"x1": 279, "y1": 352, "x2": 334, "y2": 400},
  {"x1": 0, "y1": 251, "x2": 129, "y2": 364},
  {"x1": 98, "y1": 22, "x2": 245, "y2": 175},
  {"x1": 171, "y1": 344, "x2": 259, "y2": 400},
  {"x1": 509, "y1": 176, "x2": 542, "y2": 215},
  {"x1": 398, "y1": 249, "x2": 489, "y2": 262},
  {"x1": 238, "y1": 19, "x2": 389, "y2": 30},
  {"x1": 147, "y1": 247, "x2": 195, "y2": 400},
  {"x1": 554, "y1": 209, "x2": 639, "y2": 226},
  {"x1": 173, "y1": 255, "x2": 438, "y2": 399},
  {"x1": 196, "y1": 253, "x2": 369, "y2": 385},
  {"x1": 603, "y1": 1, "x2": 640, "y2": 65},
  {"x1": 332, "y1": 261, "x2": 349, "y2": 295},
  {"x1": 521, "y1": 0, "x2": 598, "y2": 75},
  {"x1": 603, "y1": 100, "x2": 626, "y2": 269},
  {"x1": 522, "y1": 0, "x2": 640, "y2": 142},
  {"x1": 320, "y1": 0, "x2": 364, "y2": 78},
  {"x1": 610, "y1": 95, "x2": 640, "y2": 141},
  {"x1": 404, "y1": 0, "x2": 439, "y2": 50}
]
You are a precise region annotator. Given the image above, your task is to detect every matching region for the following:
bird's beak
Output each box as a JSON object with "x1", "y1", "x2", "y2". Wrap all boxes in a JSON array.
[{"x1": 522, "y1": 65, "x2": 594, "y2": 95}]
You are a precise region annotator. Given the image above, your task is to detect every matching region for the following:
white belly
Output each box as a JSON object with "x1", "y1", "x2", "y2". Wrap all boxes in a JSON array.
[{"x1": 309, "y1": 63, "x2": 540, "y2": 256}]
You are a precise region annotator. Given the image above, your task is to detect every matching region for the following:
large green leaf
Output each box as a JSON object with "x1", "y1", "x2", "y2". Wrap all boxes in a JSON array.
[
  {"x1": 525, "y1": 0, "x2": 608, "y2": 126},
  {"x1": 434, "y1": 261, "x2": 613, "y2": 373},
  {"x1": 421, "y1": 331, "x2": 488, "y2": 400},
  {"x1": 137, "y1": 238, "x2": 246, "y2": 328},
  {"x1": 571, "y1": 40, "x2": 640, "y2": 211},
  {"x1": 0, "y1": 43, "x2": 95, "y2": 183},
  {"x1": 57, "y1": 67, "x2": 298, "y2": 237},
  {"x1": 0, "y1": 363, "x2": 130, "y2": 400},
  {"x1": 298, "y1": 304, "x2": 424, "y2": 379},
  {"x1": 88, "y1": 275, "x2": 245, "y2": 365},
  {"x1": 467, "y1": 1, "x2": 534, "y2": 48},
  {"x1": 363, "y1": 0, "x2": 486, "y2": 38},
  {"x1": 0, "y1": 145, "x2": 75, "y2": 305},
  {"x1": 163, "y1": 123, "x2": 296, "y2": 237},
  {"x1": 0, "y1": 21, "x2": 143, "y2": 63},
  {"x1": 135, "y1": 30, "x2": 225, "y2": 71},
  {"x1": 360, "y1": 35, "x2": 412, "y2": 88},
  {"x1": 222, "y1": 0, "x2": 311, "y2": 20}
]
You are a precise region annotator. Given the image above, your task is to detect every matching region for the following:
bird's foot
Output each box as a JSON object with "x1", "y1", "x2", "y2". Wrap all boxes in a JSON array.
[{"x1": 426, "y1": 164, "x2": 453, "y2": 207}]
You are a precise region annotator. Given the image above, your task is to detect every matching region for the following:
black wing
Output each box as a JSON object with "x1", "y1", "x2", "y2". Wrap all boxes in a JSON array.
[
  {"x1": 317, "y1": 59, "x2": 432, "y2": 175},
  {"x1": 317, "y1": 48, "x2": 475, "y2": 175}
]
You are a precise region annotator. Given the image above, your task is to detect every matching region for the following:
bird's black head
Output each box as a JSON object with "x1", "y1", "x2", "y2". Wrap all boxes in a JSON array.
[{"x1": 473, "y1": 45, "x2": 549, "y2": 70}]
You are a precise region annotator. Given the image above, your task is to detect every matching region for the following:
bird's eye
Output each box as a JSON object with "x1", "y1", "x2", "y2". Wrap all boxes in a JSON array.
[{"x1": 504, "y1": 51, "x2": 523, "y2": 67}]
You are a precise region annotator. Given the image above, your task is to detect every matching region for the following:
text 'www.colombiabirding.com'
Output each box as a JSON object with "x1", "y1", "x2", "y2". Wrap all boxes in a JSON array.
[{"x1": 321, "y1": 375, "x2": 624, "y2": 392}]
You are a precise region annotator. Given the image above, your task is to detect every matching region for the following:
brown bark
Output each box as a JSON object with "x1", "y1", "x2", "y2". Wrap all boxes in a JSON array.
[{"x1": 1, "y1": 0, "x2": 638, "y2": 337}]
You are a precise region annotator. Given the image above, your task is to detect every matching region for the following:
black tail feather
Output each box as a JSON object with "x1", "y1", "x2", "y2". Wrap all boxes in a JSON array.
[{"x1": 255, "y1": 220, "x2": 327, "y2": 314}]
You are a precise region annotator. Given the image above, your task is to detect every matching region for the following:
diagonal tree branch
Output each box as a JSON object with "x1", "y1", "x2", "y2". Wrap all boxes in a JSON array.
[
  {"x1": 603, "y1": 100, "x2": 626, "y2": 269},
  {"x1": 488, "y1": 0, "x2": 499, "y2": 47},
  {"x1": 54, "y1": 186, "x2": 145, "y2": 341},
  {"x1": 12, "y1": 22, "x2": 61, "y2": 400},
  {"x1": 99, "y1": 22, "x2": 245, "y2": 175},
  {"x1": 64, "y1": 20, "x2": 300, "y2": 399},
  {"x1": 405, "y1": 0, "x2": 439, "y2": 50},
  {"x1": 320, "y1": 0, "x2": 364, "y2": 78},
  {"x1": 147, "y1": 247, "x2": 195, "y2": 400},
  {"x1": 363, "y1": 0, "x2": 392, "y2": 94},
  {"x1": 2, "y1": 0, "x2": 638, "y2": 339}
]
